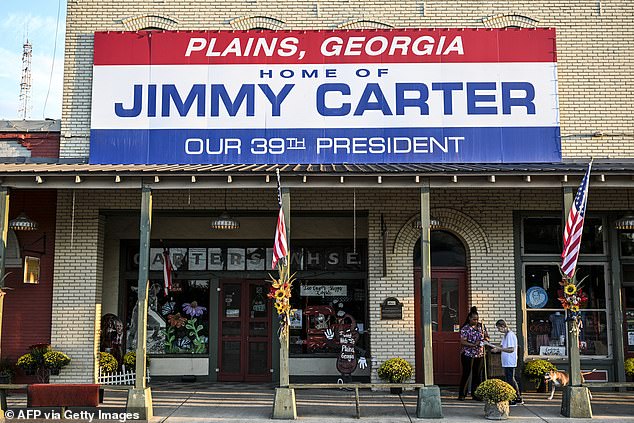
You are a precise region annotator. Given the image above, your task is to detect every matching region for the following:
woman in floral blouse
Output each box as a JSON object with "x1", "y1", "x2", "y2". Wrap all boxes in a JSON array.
[{"x1": 458, "y1": 306, "x2": 489, "y2": 400}]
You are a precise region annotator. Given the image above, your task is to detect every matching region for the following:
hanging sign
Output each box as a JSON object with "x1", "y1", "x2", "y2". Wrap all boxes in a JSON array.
[
  {"x1": 300, "y1": 285, "x2": 348, "y2": 297},
  {"x1": 90, "y1": 28, "x2": 560, "y2": 164}
]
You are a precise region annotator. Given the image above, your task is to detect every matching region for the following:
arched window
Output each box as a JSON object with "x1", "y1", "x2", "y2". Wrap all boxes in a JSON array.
[
  {"x1": 413, "y1": 230, "x2": 466, "y2": 268},
  {"x1": 229, "y1": 16, "x2": 285, "y2": 31},
  {"x1": 120, "y1": 15, "x2": 178, "y2": 31},
  {"x1": 482, "y1": 14, "x2": 539, "y2": 29},
  {"x1": 337, "y1": 19, "x2": 393, "y2": 30}
]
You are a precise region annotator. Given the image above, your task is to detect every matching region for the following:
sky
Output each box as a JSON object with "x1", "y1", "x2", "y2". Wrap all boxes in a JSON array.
[{"x1": 0, "y1": 0, "x2": 66, "y2": 120}]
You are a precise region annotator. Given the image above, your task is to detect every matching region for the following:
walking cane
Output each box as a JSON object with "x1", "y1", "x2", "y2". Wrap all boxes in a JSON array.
[{"x1": 482, "y1": 322, "x2": 488, "y2": 381}]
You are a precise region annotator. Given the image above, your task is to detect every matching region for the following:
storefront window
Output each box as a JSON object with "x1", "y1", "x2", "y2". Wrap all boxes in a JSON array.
[
  {"x1": 523, "y1": 217, "x2": 604, "y2": 255},
  {"x1": 125, "y1": 279, "x2": 210, "y2": 355},
  {"x1": 289, "y1": 279, "x2": 367, "y2": 357},
  {"x1": 524, "y1": 264, "x2": 609, "y2": 357}
]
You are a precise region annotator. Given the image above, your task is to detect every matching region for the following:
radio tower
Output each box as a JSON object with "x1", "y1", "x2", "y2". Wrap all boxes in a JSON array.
[{"x1": 18, "y1": 38, "x2": 33, "y2": 119}]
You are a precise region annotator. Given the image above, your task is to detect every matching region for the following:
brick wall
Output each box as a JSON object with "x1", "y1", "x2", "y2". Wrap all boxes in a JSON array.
[
  {"x1": 61, "y1": 0, "x2": 634, "y2": 158},
  {"x1": 57, "y1": 0, "x2": 634, "y2": 382},
  {"x1": 48, "y1": 186, "x2": 623, "y2": 382}
]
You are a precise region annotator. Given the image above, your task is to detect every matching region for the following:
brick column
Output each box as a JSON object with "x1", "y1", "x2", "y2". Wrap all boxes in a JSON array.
[{"x1": 50, "y1": 190, "x2": 104, "y2": 383}]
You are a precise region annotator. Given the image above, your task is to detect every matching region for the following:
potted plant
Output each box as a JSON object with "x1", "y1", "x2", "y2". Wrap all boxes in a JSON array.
[
  {"x1": 0, "y1": 358, "x2": 16, "y2": 383},
  {"x1": 98, "y1": 352, "x2": 119, "y2": 373},
  {"x1": 474, "y1": 378, "x2": 517, "y2": 420},
  {"x1": 122, "y1": 351, "x2": 150, "y2": 371},
  {"x1": 43, "y1": 351, "x2": 71, "y2": 375},
  {"x1": 377, "y1": 357, "x2": 413, "y2": 394},
  {"x1": 523, "y1": 359, "x2": 557, "y2": 392},
  {"x1": 16, "y1": 353, "x2": 36, "y2": 375},
  {"x1": 625, "y1": 357, "x2": 634, "y2": 382}
]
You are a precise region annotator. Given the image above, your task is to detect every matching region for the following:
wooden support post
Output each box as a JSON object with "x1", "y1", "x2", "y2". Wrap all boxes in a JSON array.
[
  {"x1": 417, "y1": 181, "x2": 443, "y2": 419},
  {"x1": 272, "y1": 186, "x2": 296, "y2": 419},
  {"x1": 562, "y1": 186, "x2": 582, "y2": 386},
  {"x1": 126, "y1": 185, "x2": 153, "y2": 420},
  {"x1": 279, "y1": 186, "x2": 291, "y2": 388},
  {"x1": 561, "y1": 186, "x2": 592, "y2": 418}
]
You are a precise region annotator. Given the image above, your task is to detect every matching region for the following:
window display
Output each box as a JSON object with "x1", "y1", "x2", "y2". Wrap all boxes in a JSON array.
[
  {"x1": 289, "y1": 279, "x2": 367, "y2": 357},
  {"x1": 524, "y1": 264, "x2": 609, "y2": 357},
  {"x1": 125, "y1": 279, "x2": 210, "y2": 355}
]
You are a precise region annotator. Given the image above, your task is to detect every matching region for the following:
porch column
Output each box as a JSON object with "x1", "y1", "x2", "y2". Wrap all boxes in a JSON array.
[
  {"x1": 127, "y1": 185, "x2": 153, "y2": 419},
  {"x1": 416, "y1": 180, "x2": 443, "y2": 418},
  {"x1": 279, "y1": 185, "x2": 291, "y2": 387},
  {"x1": 561, "y1": 185, "x2": 592, "y2": 418},
  {"x1": 273, "y1": 185, "x2": 297, "y2": 419}
]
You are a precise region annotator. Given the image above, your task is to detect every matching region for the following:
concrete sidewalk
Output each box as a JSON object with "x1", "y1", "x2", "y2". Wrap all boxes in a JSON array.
[
  {"x1": 146, "y1": 386, "x2": 633, "y2": 423},
  {"x1": 3, "y1": 383, "x2": 634, "y2": 422}
]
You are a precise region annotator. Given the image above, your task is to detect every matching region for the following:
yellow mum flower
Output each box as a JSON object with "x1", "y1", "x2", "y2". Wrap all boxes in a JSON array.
[
  {"x1": 564, "y1": 284, "x2": 577, "y2": 295},
  {"x1": 571, "y1": 305, "x2": 580, "y2": 312}
]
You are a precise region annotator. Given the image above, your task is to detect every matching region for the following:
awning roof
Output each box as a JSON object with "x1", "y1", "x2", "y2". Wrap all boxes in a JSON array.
[{"x1": 0, "y1": 159, "x2": 632, "y2": 189}]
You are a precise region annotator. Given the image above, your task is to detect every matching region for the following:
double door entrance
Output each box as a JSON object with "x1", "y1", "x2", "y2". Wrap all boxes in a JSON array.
[{"x1": 218, "y1": 279, "x2": 272, "y2": 382}]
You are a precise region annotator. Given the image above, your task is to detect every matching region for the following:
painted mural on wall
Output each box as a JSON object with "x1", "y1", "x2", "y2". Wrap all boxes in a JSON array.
[{"x1": 126, "y1": 280, "x2": 210, "y2": 355}]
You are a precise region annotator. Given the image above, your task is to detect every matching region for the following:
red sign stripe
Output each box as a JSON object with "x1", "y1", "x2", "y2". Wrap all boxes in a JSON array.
[{"x1": 94, "y1": 28, "x2": 556, "y2": 66}]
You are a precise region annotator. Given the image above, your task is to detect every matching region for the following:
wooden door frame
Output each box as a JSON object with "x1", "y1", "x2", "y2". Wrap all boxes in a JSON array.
[
  {"x1": 414, "y1": 266, "x2": 468, "y2": 384},
  {"x1": 218, "y1": 279, "x2": 272, "y2": 382}
]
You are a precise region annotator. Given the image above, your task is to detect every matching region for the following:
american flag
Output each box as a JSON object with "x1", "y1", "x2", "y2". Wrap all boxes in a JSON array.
[
  {"x1": 163, "y1": 248, "x2": 173, "y2": 296},
  {"x1": 272, "y1": 169, "x2": 288, "y2": 269},
  {"x1": 561, "y1": 161, "x2": 592, "y2": 278}
]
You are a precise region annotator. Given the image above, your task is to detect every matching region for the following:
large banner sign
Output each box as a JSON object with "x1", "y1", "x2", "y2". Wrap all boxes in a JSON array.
[{"x1": 90, "y1": 29, "x2": 560, "y2": 164}]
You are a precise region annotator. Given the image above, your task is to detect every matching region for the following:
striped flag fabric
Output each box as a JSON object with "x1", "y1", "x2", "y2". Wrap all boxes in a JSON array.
[
  {"x1": 163, "y1": 248, "x2": 173, "y2": 296},
  {"x1": 272, "y1": 170, "x2": 288, "y2": 270},
  {"x1": 561, "y1": 161, "x2": 593, "y2": 278}
]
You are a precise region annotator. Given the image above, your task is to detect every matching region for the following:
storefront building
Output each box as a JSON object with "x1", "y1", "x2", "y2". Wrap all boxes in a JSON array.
[{"x1": 1, "y1": 1, "x2": 633, "y2": 386}]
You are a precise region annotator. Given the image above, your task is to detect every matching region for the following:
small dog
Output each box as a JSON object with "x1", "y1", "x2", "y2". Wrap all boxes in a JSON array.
[{"x1": 544, "y1": 369, "x2": 596, "y2": 400}]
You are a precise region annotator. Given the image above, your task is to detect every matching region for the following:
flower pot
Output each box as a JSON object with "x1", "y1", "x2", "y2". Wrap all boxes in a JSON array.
[
  {"x1": 24, "y1": 368, "x2": 35, "y2": 376},
  {"x1": 49, "y1": 368, "x2": 60, "y2": 376},
  {"x1": 390, "y1": 387, "x2": 403, "y2": 395},
  {"x1": 484, "y1": 401, "x2": 510, "y2": 420}
]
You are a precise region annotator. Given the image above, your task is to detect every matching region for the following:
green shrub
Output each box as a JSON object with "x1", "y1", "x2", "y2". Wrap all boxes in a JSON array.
[
  {"x1": 43, "y1": 351, "x2": 71, "y2": 369},
  {"x1": 98, "y1": 352, "x2": 118, "y2": 373},
  {"x1": 377, "y1": 358, "x2": 413, "y2": 383},
  {"x1": 523, "y1": 359, "x2": 557, "y2": 382},
  {"x1": 625, "y1": 358, "x2": 634, "y2": 377},
  {"x1": 474, "y1": 379, "x2": 517, "y2": 403}
]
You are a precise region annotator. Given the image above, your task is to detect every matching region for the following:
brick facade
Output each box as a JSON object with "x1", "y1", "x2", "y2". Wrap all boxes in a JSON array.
[
  {"x1": 61, "y1": 1, "x2": 634, "y2": 158},
  {"x1": 56, "y1": 1, "x2": 634, "y2": 383}
]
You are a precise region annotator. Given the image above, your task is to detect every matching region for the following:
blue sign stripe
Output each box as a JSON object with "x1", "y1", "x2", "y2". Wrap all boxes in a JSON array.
[{"x1": 89, "y1": 127, "x2": 561, "y2": 164}]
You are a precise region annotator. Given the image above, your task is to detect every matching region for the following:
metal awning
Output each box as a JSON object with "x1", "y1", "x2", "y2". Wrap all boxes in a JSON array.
[{"x1": 0, "y1": 159, "x2": 632, "y2": 189}]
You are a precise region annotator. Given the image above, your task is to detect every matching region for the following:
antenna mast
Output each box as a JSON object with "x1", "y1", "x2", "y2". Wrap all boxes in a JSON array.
[{"x1": 18, "y1": 38, "x2": 33, "y2": 119}]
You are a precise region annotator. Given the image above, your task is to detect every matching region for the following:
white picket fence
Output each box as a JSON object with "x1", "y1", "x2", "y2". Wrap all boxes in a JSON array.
[{"x1": 98, "y1": 365, "x2": 150, "y2": 385}]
